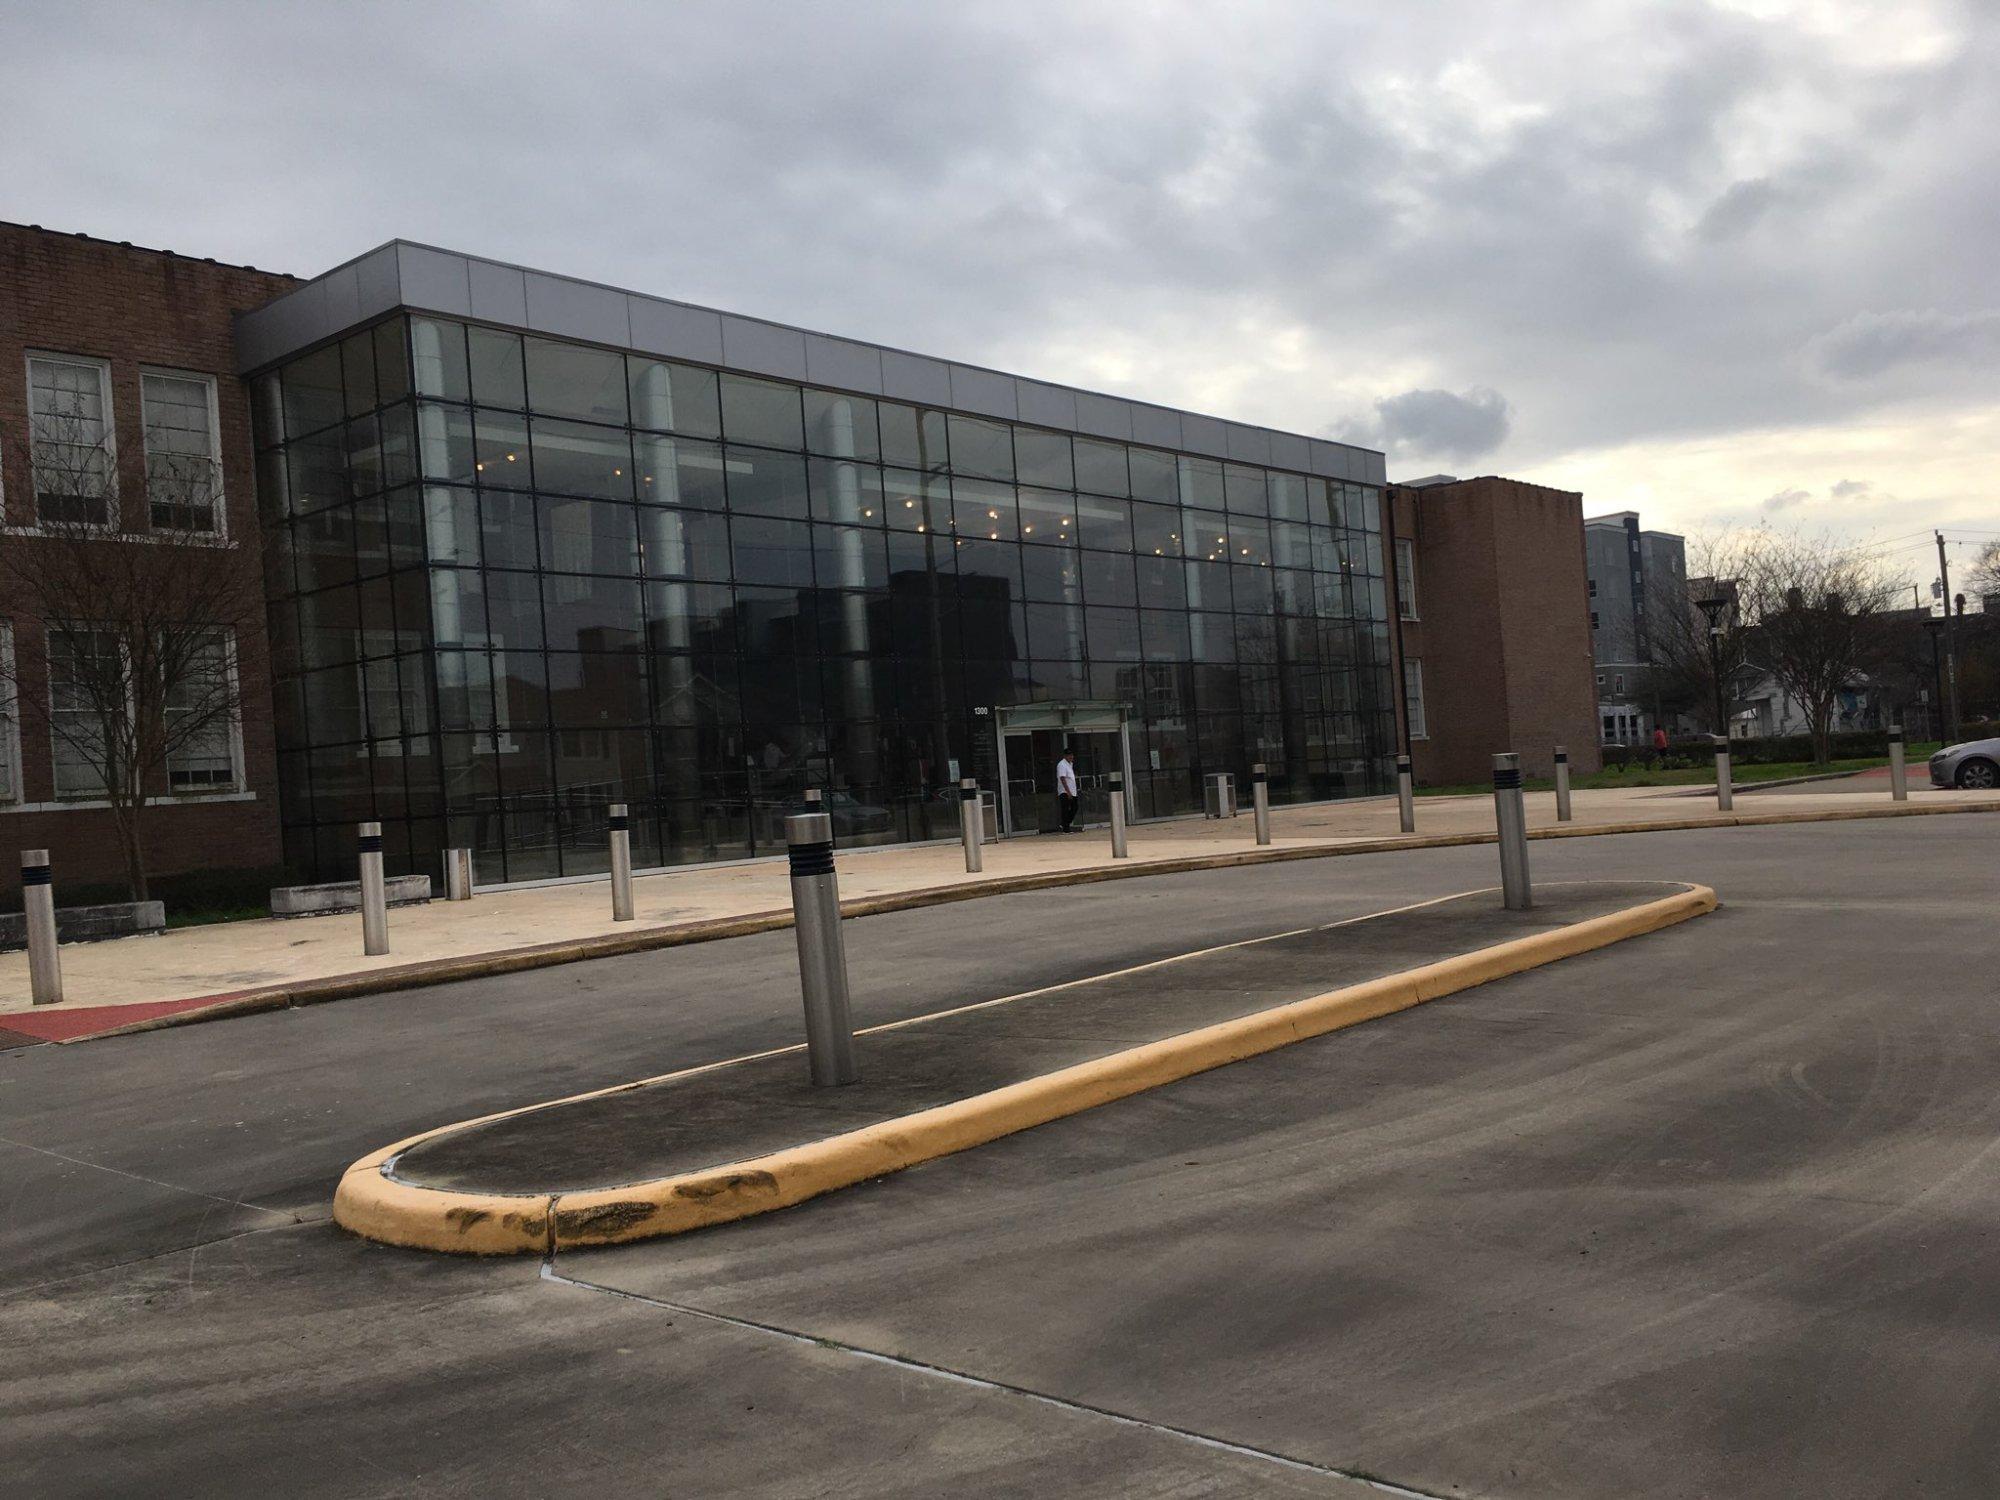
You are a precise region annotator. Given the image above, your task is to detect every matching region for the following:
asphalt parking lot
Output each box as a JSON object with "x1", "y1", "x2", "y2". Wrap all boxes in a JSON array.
[{"x1": 4, "y1": 817, "x2": 1997, "y2": 1498}]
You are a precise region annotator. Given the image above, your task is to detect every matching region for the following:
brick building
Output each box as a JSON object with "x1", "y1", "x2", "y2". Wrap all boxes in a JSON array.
[
  {"x1": 0, "y1": 224, "x2": 296, "y2": 897},
  {"x1": 1384, "y1": 475, "x2": 1601, "y2": 786}
]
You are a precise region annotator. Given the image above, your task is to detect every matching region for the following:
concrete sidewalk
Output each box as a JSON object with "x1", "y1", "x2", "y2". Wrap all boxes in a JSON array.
[{"x1": 2, "y1": 779, "x2": 1992, "y2": 1038}]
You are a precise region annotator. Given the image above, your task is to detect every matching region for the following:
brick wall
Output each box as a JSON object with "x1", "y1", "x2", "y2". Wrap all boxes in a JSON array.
[
  {"x1": 1388, "y1": 476, "x2": 1602, "y2": 786},
  {"x1": 0, "y1": 224, "x2": 296, "y2": 899}
]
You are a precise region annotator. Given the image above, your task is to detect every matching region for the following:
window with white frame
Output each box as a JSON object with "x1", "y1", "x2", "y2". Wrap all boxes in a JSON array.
[
  {"x1": 165, "y1": 632, "x2": 242, "y2": 792},
  {"x1": 27, "y1": 355, "x2": 116, "y2": 526},
  {"x1": 1394, "y1": 537, "x2": 1418, "y2": 619},
  {"x1": 141, "y1": 371, "x2": 223, "y2": 533},
  {"x1": 0, "y1": 624, "x2": 17, "y2": 804},
  {"x1": 47, "y1": 626, "x2": 120, "y2": 798},
  {"x1": 1404, "y1": 656, "x2": 1428, "y2": 740}
]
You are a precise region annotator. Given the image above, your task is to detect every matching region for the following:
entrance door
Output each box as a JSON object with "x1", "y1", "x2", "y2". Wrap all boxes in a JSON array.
[{"x1": 994, "y1": 702, "x2": 1133, "y2": 836}]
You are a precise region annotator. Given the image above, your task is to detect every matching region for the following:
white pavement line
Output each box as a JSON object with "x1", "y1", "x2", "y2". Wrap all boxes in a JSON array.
[
  {"x1": 0, "y1": 1133, "x2": 298, "y2": 1223},
  {"x1": 540, "y1": 1260, "x2": 1447, "y2": 1498}
]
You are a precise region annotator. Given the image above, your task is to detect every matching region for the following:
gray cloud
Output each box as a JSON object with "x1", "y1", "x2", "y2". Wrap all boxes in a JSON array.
[
  {"x1": 1342, "y1": 387, "x2": 1512, "y2": 463},
  {"x1": 1808, "y1": 309, "x2": 2000, "y2": 380},
  {"x1": 1696, "y1": 177, "x2": 1786, "y2": 241},
  {"x1": 1763, "y1": 486, "x2": 1813, "y2": 513},
  {"x1": 1830, "y1": 478, "x2": 1871, "y2": 499}
]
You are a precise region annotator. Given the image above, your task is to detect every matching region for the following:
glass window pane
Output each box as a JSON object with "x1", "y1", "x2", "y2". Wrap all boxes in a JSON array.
[
  {"x1": 732, "y1": 515, "x2": 816, "y2": 589},
  {"x1": 1019, "y1": 544, "x2": 1080, "y2": 603},
  {"x1": 1230, "y1": 514, "x2": 1273, "y2": 565},
  {"x1": 812, "y1": 524, "x2": 890, "y2": 592},
  {"x1": 472, "y1": 409, "x2": 531, "y2": 488},
  {"x1": 546, "y1": 652, "x2": 647, "y2": 726},
  {"x1": 1128, "y1": 446, "x2": 1178, "y2": 504},
  {"x1": 1072, "y1": 493, "x2": 1131, "y2": 552},
  {"x1": 1231, "y1": 564, "x2": 1275, "y2": 613},
  {"x1": 947, "y1": 415, "x2": 1012, "y2": 480},
  {"x1": 1141, "y1": 608, "x2": 1189, "y2": 660},
  {"x1": 483, "y1": 569, "x2": 545, "y2": 649},
  {"x1": 543, "y1": 579, "x2": 644, "y2": 652},
  {"x1": 808, "y1": 458, "x2": 885, "y2": 525},
  {"x1": 525, "y1": 337, "x2": 627, "y2": 424},
  {"x1": 720, "y1": 374, "x2": 803, "y2": 450},
  {"x1": 954, "y1": 478, "x2": 1017, "y2": 542},
  {"x1": 1267, "y1": 471, "x2": 1309, "y2": 521},
  {"x1": 879, "y1": 403, "x2": 948, "y2": 470},
  {"x1": 724, "y1": 445, "x2": 809, "y2": 519},
  {"x1": 1017, "y1": 487, "x2": 1076, "y2": 546},
  {"x1": 1179, "y1": 456, "x2": 1225, "y2": 510},
  {"x1": 1135, "y1": 552, "x2": 1188, "y2": 609},
  {"x1": 422, "y1": 486, "x2": 480, "y2": 566},
  {"x1": 374, "y1": 317, "x2": 411, "y2": 406},
  {"x1": 469, "y1": 327, "x2": 527, "y2": 410},
  {"x1": 341, "y1": 330, "x2": 377, "y2": 418},
  {"x1": 1130, "y1": 500, "x2": 1181, "y2": 557},
  {"x1": 1080, "y1": 550, "x2": 1137, "y2": 606},
  {"x1": 538, "y1": 497, "x2": 639, "y2": 577},
  {"x1": 480, "y1": 491, "x2": 539, "y2": 570},
  {"x1": 1085, "y1": 606, "x2": 1142, "y2": 661},
  {"x1": 1225, "y1": 463, "x2": 1269, "y2": 515},
  {"x1": 1014, "y1": 427, "x2": 1072, "y2": 489},
  {"x1": 410, "y1": 318, "x2": 469, "y2": 402},
  {"x1": 281, "y1": 345, "x2": 345, "y2": 435},
  {"x1": 1185, "y1": 507, "x2": 1230, "y2": 563},
  {"x1": 415, "y1": 402, "x2": 474, "y2": 486},
  {"x1": 629, "y1": 359, "x2": 721, "y2": 437},
  {"x1": 804, "y1": 390, "x2": 880, "y2": 461},
  {"x1": 287, "y1": 426, "x2": 349, "y2": 513},
  {"x1": 1183, "y1": 557, "x2": 1230, "y2": 611},
  {"x1": 530, "y1": 417, "x2": 634, "y2": 500},
  {"x1": 1074, "y1": 438, "x2": 1129, "y2": 497},
  {"x1": 641, "y1": 507, "x2": 731, "y2": 580},
  {"x1": 884, "y1": 469, "x2": 952, "y2": 534},
  {"x1": 635, "y1": 433, "x2": 727, "y2": 510}
]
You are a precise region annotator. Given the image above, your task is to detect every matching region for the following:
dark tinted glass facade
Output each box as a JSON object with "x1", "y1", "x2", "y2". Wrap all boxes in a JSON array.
[{"x1": 252, "y1": 313, "x2": 1396, "y2": 882}]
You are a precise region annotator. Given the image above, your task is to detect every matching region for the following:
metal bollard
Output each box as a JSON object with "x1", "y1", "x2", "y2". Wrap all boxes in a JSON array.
[
  {"x1": 1492, "y1": 753, "x2": 1533, "y2": 911},
  {"x1": 1888, "y1": 724, "x2": 1908, "y2": 802},
  {"x1": 1251, "y1": 763, "x2": 1272, "y2": 845},
  {"x1": 786, "y1": 811, "x2": 858, "y2": 1087},
  {"x1": 608, "y1": 803, "x2": 634, "y2": 921},
  {"x1": 1107, "y1": 770, "x2": 1129, "y2": 858},
  {"x1": 959, "y1": 777, "x2": 983, "y2": 873},
  {"x1": 1712, "y1": 735, "x2": 1734, "y2": 813},
  {"x1": 1553, "y1": 745, "x2": 1573, "y2": 823},
  {"x1": 1396, "y1": 754, "x2": 1416, "y2": 834},
  {"x1": 21, "y1": 850, "x2": 61, "y2": 1006},
  {"x1": 442, "y1": 847, "x2": 474, "y2": 901},
  {"x1": 358, "y1": 821, "x2": 389, "y2": 955}
]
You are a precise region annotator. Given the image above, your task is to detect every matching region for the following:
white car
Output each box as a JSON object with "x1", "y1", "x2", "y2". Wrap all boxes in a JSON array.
[{"x1": 1930, "y1": 737, "x2": 2000, "y2": 789}]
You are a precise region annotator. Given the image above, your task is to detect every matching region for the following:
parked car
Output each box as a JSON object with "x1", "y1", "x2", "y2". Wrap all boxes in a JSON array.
[{"x1": 1930, "y1": 737, "x2": 2000, "y2": 789}]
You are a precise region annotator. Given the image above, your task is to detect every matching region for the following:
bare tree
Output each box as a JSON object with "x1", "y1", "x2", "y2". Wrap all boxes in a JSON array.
[
  {"x1": 2, "y1": 400, "x2": 263, "y2": 901},
  {"x1": 1645, "y1": 533, "x2": 1758, "y2": 736},
  {"x1": 1734, "y1": 530, "x2": 1900, "y2": 765},
  {"x1": 1967, "y1": 539, "x2": 2000, "y2": 605}
]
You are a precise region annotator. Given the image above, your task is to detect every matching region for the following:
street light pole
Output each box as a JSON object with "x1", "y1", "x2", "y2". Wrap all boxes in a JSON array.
[{"x1": 1697, "y1": 594, "x2": 1730, "y2": 740}]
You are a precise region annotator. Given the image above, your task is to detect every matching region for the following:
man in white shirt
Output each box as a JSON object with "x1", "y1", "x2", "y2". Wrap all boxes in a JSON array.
[{"x1": 1055, "y1": 750, "x2": 1080, "y2": 833}]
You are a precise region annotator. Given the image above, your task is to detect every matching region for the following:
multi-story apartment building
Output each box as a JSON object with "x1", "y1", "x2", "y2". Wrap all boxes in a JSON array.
[{"x1": 1583, "y1": 512, "x2": 1686, "y2": 745}]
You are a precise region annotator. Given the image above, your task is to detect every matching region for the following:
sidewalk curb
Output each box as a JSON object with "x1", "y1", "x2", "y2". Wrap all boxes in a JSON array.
[
  {"x1": 40, "y1": 797, "x2": 1994, "y2": 1044},
  {"x1": 332, "y1": 882, "x2": 1718, "y2": 1256}
]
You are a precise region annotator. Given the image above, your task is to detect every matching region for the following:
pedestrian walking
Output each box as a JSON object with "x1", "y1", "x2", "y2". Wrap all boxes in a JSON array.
[{"x1": 1055, "y1": 749, "x2": 1079, "y2": 833}]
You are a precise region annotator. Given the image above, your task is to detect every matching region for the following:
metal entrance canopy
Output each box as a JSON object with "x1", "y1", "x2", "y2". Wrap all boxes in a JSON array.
[{"x1": 992, "y1": 702, "x2": 1128, "y2": 734}]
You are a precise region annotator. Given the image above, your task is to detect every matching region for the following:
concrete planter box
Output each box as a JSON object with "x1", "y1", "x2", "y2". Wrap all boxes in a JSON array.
[
  {"x1": 0, "y1": 900, "x2": 166, "y2": 950},
  {"x1": 270, "y1": 875, "x2": 432, "y2": 918}
]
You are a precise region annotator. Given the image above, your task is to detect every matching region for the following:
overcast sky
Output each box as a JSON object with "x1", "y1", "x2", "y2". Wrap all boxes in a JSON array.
[{"x1": 4, "y1": 0, "x2": 1995, "y2": 586}]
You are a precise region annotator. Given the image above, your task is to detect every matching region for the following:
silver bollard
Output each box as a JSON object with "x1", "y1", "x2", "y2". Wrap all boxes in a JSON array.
[
  {"x1": 1712, "y1": 735, "x2": 1734, "y2": 813},
  {"x1": 442, "y1": 847, "x2": 474, "y2": 901},
  {"x1": 786, "y1": 810, "x2": 858, "y2": 1087},
  {"x1": 1492, "y1": 753, "x2": 1533, "y2": 911},
  {"x1": 1888, "y1": 724, "x2": 1908, "y2": 802},
  {"x1": 1107, "y1": 770, "x2": 1129, "y2": 858},
  {"x1": 608, "y1": 803, "x2": 634, "y2": 921},
  {"x1": 1553, "y1": 745, "x2": 1573, "y2": 823},
  {"x1": 21, "y1": 850, "x2": 61, "y2": 1007},
  {"x1": 358, "y1": 821, "x2": 389, "y2": 955},
  {"x1": 959, "y1": 777, "x2": 983, "y2": 873},
  {"x1": 1251, "y1": 762, "x2": 1272, "y2": 845},
  {"x1": 1396, "y1": 754, "x2": 1416, "y2": 834}
]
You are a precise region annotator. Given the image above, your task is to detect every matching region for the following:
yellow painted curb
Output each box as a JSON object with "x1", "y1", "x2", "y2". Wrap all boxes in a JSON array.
[{"x1": 334, "y1": 882, "x2": 1717, "y2": 1256}]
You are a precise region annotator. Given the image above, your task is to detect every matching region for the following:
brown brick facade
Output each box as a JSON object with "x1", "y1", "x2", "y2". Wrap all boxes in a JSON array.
[
  {"x1": 0, "y1": 224, "x2": 297, "y2": 897},
  {"x1": 1386, "y1": 476, "x2": 1602, "y2": 786}
]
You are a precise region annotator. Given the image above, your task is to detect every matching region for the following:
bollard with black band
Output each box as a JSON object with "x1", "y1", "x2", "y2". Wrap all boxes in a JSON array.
[
  {"x1": 1107, "y1": 770, "x2": 1129, "y2": 858},
  {"x1": 1712, "y1": 734, "x2": 1734, "y2": 813},
  {"x1": 1396, "y1": 754, "x2": 1415, "y2": 834},
  {"x1": 959, "y1": 777, "x2": 983, "y2": 873},
  {"x1": 442, "y1": 847, "x2": 474, "y2": 901},
  {"x1": 786, "y1": 809, "x2": 858, "y2": 1086},
  {"x1": 1553, "y1": 745, "x2": 1573, "y2": 823},
  {"x1": 1492, "y1": 753, "x2": 1533, "y2": 911},
  {"x1": 1251, "y1": 762, "x2": 1272, "y2": 845},
  {"x1": 22, "y1": 849, "x2": 61, "y2": 1006},
  {"x1": 1888, "y1": 724, "x2": 1908, "y2": 802},
  {"x1": 608, "y1": 803, "x2": 634, "y2": 921},
  {"x1": 358, "y1": 821, "x2": 389, "y2": 955}
]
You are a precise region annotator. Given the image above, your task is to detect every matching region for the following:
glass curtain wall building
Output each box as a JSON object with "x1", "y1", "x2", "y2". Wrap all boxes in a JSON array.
[{"x1": 243, "y1": 250, "x2": 1395, "y2": 884}]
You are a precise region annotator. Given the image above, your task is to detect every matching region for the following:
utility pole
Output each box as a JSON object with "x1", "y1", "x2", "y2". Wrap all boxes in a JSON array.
[{"x1": 1936, "y1": 532, "x2": 1962, "y2": 742}]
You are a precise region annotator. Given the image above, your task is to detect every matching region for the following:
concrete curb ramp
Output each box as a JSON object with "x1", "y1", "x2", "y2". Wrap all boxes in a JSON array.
[
  {"x1": 49, "y1": 797, "x2": 1991, "y2": 1044},
  {"x1": 334, "y1": 882, "x2": 1717, "y2": 1257}
]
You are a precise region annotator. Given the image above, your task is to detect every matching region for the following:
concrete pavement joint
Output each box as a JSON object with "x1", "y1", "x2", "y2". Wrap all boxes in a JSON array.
[{"x1": 538, "y1": 1259, "x2": 1447, "y2": 1498}]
